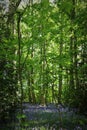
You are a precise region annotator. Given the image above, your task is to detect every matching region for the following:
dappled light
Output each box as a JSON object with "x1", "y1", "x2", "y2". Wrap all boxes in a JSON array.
[{"x1": 0, "y1": 0, "x2": 87, "y2": 130}]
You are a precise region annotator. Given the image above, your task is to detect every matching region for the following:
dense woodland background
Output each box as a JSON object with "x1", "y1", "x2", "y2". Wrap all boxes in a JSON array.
[{"x1": 0, "y1": 0, "x2": 87, "y2": 122}]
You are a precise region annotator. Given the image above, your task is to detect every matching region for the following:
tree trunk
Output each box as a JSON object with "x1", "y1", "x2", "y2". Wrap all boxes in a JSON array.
[
  {"x1": 58, "y1": 14, "x2": 63, "y2": 104},
  {"x1": 69, "y1": 0, "x2": 76, "y2": 91},
  {"x1": 17, "y1": 13, "x2": 23, "y2": 114}
]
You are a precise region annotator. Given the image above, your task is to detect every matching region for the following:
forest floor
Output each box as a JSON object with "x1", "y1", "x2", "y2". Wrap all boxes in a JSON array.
[
  {"x1": 0, "y1": 103, "x2": 87, "y2": 130},
  {"x1": 15, "y1": 103, "x2": 87, "y2": 130}
]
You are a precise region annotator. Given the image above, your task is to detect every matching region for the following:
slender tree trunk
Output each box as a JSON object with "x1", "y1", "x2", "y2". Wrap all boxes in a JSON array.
[
  {"x1": 70, "y1": 32, "x2": 74, "y2": 90},
  {"x1": 52, "y1": 82, "x2": 55, "y2": 103},
  {"x1": 58, "y1": 14, "x2": 63, "y2": 104},
  {"x1": 27, "y1": 71, "x2": 32, "y2": 103},
  {"x1": 41, "y1": 41, "x2": 46, "y2": 105},
  {"x1": 58, "y1": 68, "x2": 62, "y2": 104},
  {"x1": 17, "y1": 13, "x2": 23, "y2": 114},
  {"x1": 69, "y1": 0, "x2": 76, "y2": 91},
  {"x1": 30, "y1": 44, "x2": 36, "y2": 104},
  {"x1": 74, "y1": 34, "x2": 79, "y2": 89}
]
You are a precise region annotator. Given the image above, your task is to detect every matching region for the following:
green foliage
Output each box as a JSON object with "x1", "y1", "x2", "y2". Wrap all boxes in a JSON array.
[
  {"x1": 59, "y1": 0, "x2": 73, "y2": 15},
  {"x1": 0, "y1": 0, "x2": 87, "y2": 123}
]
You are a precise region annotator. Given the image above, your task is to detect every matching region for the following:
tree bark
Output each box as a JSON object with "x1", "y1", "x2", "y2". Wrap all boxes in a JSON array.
[{"x1": 17, "y1": 13, "x2": 23, "y2": 114}]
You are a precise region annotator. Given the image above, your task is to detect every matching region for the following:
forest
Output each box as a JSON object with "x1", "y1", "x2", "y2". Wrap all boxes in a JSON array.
[{"x1": 0, "y1": 0, "x2": 87, "y2": 130}]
